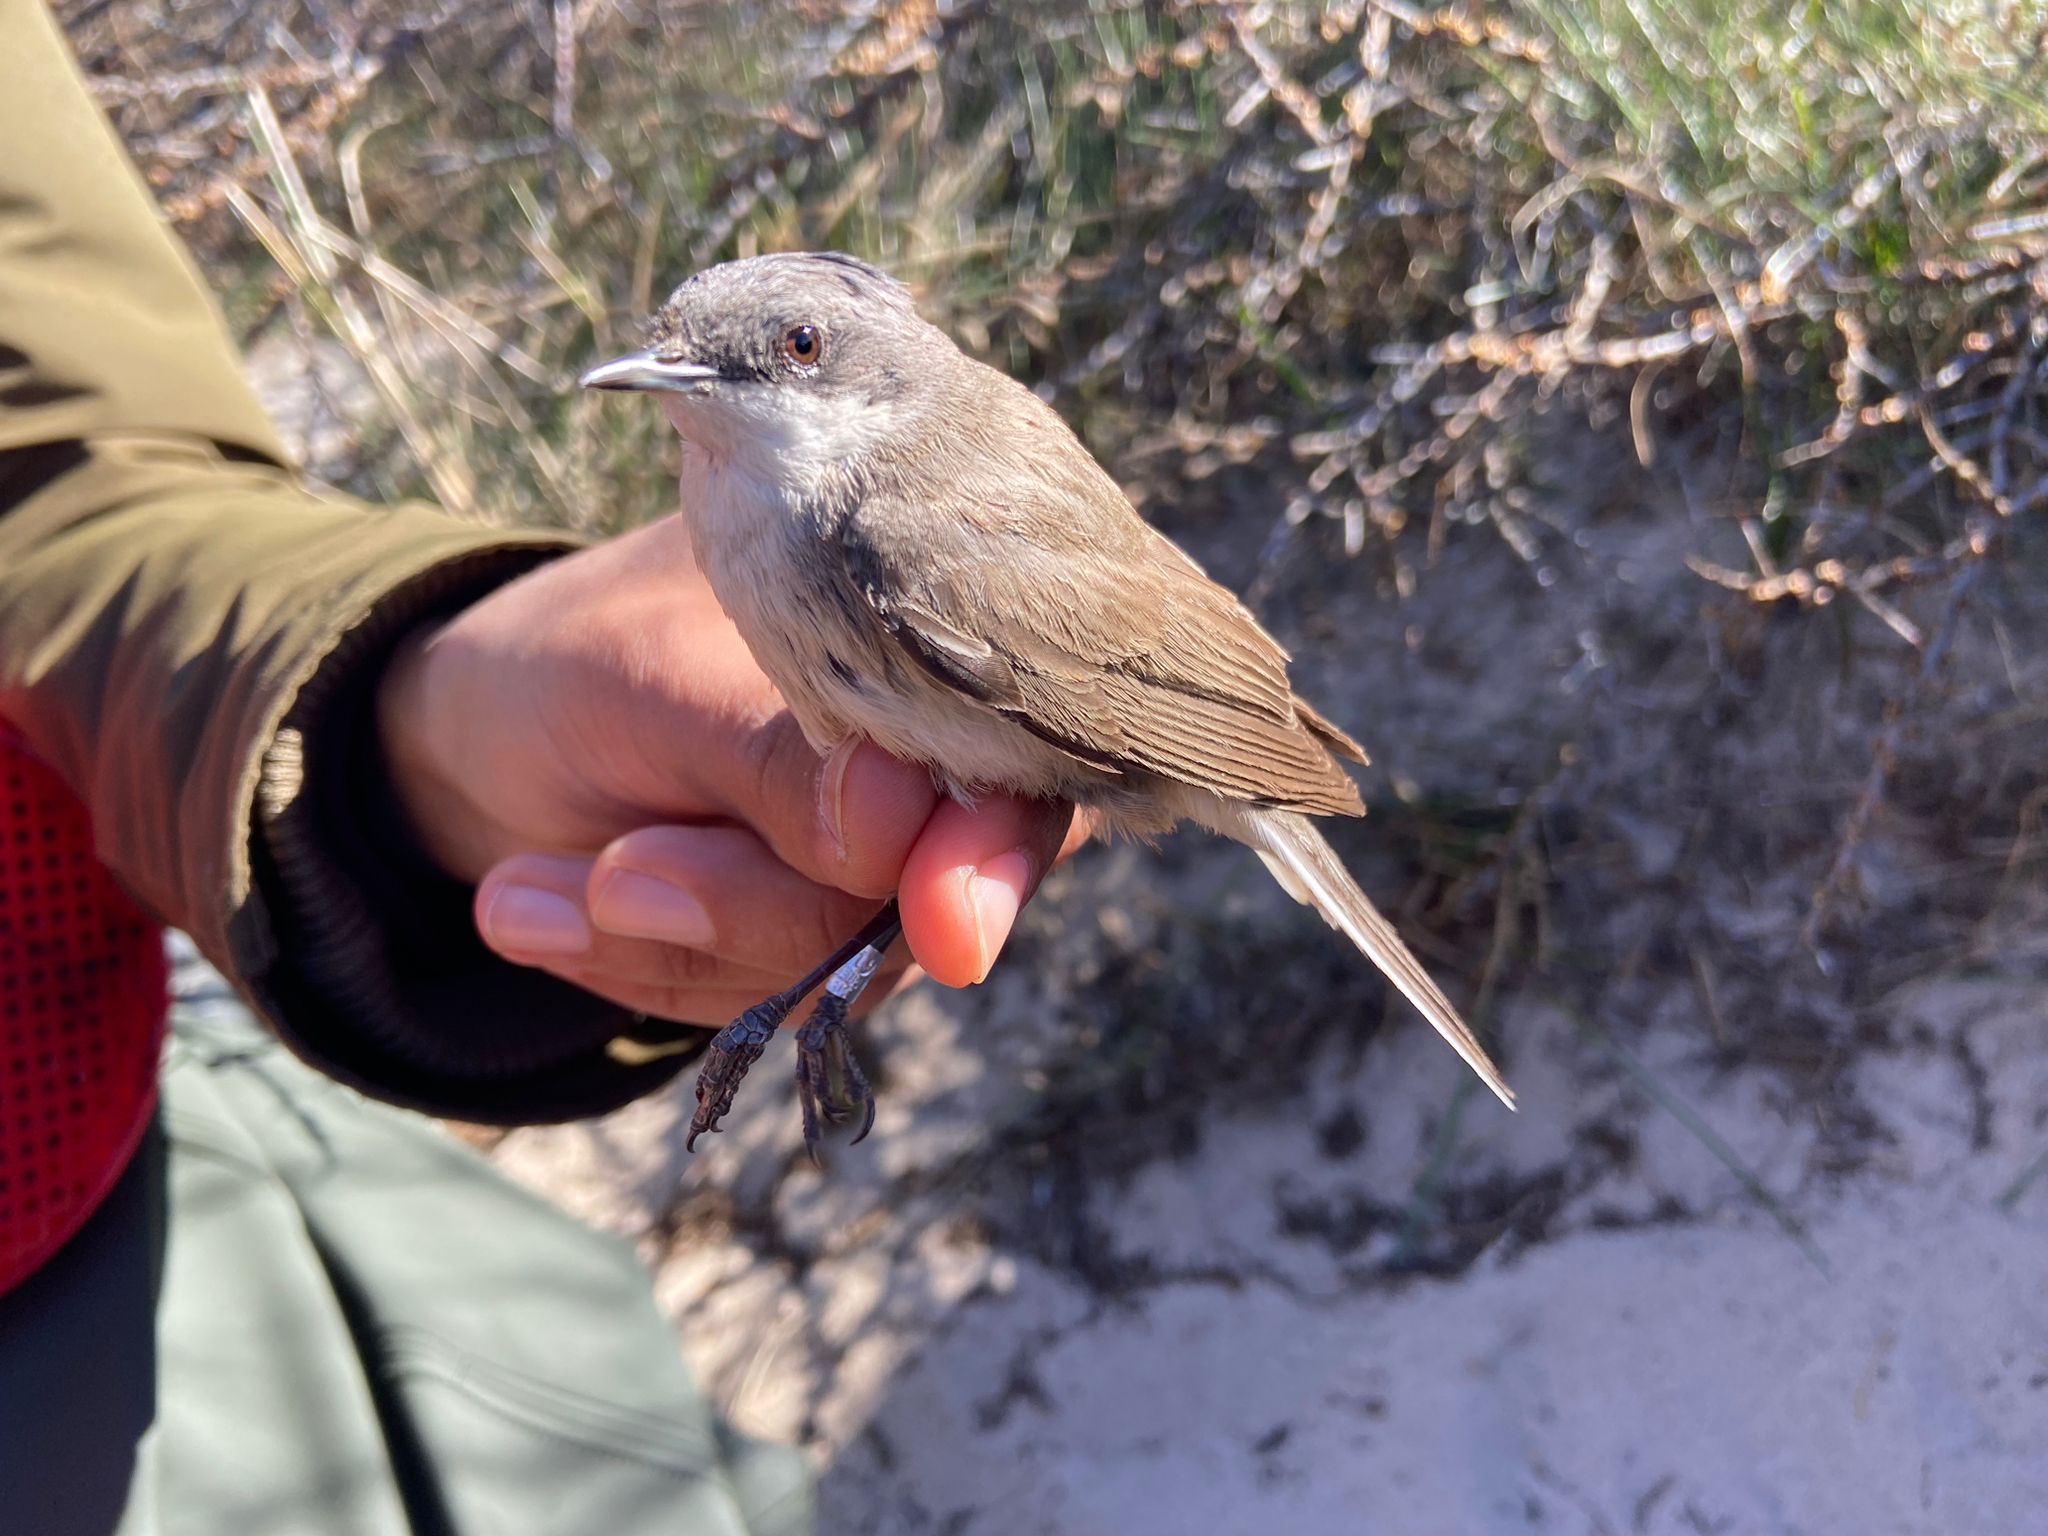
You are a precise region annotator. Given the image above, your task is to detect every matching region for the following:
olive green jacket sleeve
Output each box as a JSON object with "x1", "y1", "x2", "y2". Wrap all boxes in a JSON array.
[{"x1": 0, "y1": 0, "x2": 687, "y2": 1120}]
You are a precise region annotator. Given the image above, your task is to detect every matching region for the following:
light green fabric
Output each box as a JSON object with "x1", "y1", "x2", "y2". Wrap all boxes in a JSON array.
[{"x1": 109, "y1": 994, "x2": 809, "y2": 1536}]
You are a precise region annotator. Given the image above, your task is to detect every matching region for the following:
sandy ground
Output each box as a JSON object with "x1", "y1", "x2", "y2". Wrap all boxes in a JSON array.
[
  {"x1": 491, "y1": 951, "x2": 2048, "y2": 1536},
  {"x1": 480, "y1": 429, "x2": 2048, "y2": 1535}
]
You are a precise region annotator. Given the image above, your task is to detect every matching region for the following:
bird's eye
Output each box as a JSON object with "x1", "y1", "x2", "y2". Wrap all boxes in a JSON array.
[{"x1": 781, "y1": 324, "x2": 823, "y2": 366}]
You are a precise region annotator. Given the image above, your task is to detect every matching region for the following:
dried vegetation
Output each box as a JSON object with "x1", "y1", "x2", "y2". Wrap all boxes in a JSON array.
[{"x1": 63, "y1": 1, "x2": 2048, "y2": 1115}]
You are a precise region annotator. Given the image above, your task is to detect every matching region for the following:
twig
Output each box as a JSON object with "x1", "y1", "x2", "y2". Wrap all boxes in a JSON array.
[
  {"x1": 1579, "y1": 1016, "x2": 1831, "y2": 1278},
  {"x1": 237, "y1": 86, "x2": 478, "y2": 518},
  {"x1": 1999, "y1": 1147, "x2": 2048, "y2": 1212},
  {"x1": 1805, "y1": 564, "x2": 1984, "y2": 948}
]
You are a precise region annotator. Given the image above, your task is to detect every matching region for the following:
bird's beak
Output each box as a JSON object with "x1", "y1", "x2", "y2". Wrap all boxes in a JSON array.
[{"x1": 578, "y1": 350, "x2": 722, "y2": 393}]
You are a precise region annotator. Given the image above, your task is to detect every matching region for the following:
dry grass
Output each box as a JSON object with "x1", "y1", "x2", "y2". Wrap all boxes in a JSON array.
[
  {"x1": 62, "y1": 0, "x2": 2048, "y2": 974},
  {"x1": 66, "y1": 2, "x2": 2048, "y2": 524}
]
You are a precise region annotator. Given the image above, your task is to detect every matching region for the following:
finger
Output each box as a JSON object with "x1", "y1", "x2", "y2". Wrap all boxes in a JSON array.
[
  {"x1": 587, "y1": 823, "x2": 892, "y2": 976},
  {"x1": 1056, "y1": 807, "x2": 1097, "y2": 866},
  {"x1": 477, "y1": 850, "x2": 915, "y2": 998},
  {"x1": 476, "y1": 852, "x2": 821, "y2": 995},
  {"x1": 897, "y1": 795, "x2": 1075, "y2": 989},
  {"x1": 555, "y1": 978, "x2": 792, "y2": 1031},
  {"x1": 473, "y1": 854, "x2": 596, "y2": 957},
  {"x1": 714, "y1": 724, "x2": 942, "y2": 899},
  {"x1": 543, "y1": 948, "x2": 918, "y2": 1029}
]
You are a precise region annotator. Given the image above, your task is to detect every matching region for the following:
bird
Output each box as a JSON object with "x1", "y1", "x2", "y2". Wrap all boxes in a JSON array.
[{"x1": 581, "y1": 251, "x2": 1514, "y2": 1154}]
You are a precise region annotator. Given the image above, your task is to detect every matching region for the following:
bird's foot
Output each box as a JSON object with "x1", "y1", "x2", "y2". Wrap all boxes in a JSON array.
[
  {"x1": 685, "y1": 1001, "x2": 787, "y2": 1150},
  {"x1": 683, "y1": 901, "x2": 901, "y2": 1158},
  {"x1": 793, "y1": 945, "x2": 884, "y2": 1163}
]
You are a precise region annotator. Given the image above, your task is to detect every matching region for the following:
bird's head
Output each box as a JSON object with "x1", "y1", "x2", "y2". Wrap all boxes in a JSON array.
[{"x1": 581, "y1": 252, "x2": 945, "y2": 487}]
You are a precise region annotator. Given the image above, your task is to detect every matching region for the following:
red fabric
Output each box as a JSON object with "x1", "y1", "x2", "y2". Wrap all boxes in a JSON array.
[{"x1": 0, "y1": 722, "x2": 166, "y2": 1297}]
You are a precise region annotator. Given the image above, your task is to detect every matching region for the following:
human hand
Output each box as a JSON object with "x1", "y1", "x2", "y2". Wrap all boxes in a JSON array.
[{"x1": 375, "y1": 513, "x2": 1082, "y2": 1024}]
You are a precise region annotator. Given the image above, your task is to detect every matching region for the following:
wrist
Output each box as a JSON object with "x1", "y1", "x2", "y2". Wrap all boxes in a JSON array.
[{"x1": 374, "y1": 622, "x2": 473, "y2": 881}]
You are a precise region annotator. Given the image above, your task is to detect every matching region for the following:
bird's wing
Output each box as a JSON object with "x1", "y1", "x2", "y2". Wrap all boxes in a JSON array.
[{"x1": 835, "y1": 479, "x2": 1365, "y2": 817}]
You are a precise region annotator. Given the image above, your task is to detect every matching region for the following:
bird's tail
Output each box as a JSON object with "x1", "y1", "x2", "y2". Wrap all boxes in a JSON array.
[{"x1": 1242, "y1": 809, "x2": 1515, "y2": 1109}]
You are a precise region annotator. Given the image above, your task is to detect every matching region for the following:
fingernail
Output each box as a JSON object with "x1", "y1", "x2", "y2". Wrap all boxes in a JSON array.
[
  {"x1": 591, "y1": 870, "x2": 716, "y2": 947},
  {"x1": 817, "y1": 739, "x2": 860, "y2": 864},
  {"x1": 967, "y1": 850, "x2": 1031, "y2": 984},
  {"x1": 482, "y1": 886, "x2": 590, "y2": 955}
]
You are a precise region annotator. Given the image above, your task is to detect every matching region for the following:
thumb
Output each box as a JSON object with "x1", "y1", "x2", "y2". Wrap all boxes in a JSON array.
[
  {"x1": 896, "y1": 793, "x2": 1074, "y2": 988},
  {"x1": 709, "y1": 724, "x2": 943, "y2": 899}
]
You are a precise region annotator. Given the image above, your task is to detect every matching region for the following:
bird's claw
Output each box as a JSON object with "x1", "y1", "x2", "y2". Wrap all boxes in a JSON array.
[
  {"x1": 685, "y1": 1001, "x2": 786, "y2": 1150},
  {"x1": 682, "y1": 911, "x2": 895, "y2": 1160},
  {"x1": 794, "y1": 991, "x2": 876, "y2": 1164}
]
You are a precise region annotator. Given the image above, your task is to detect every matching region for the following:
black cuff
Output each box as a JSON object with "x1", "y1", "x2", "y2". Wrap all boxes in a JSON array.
[{"x1": 249, "y1": 544, "x2": 705, "y2": 1124}]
